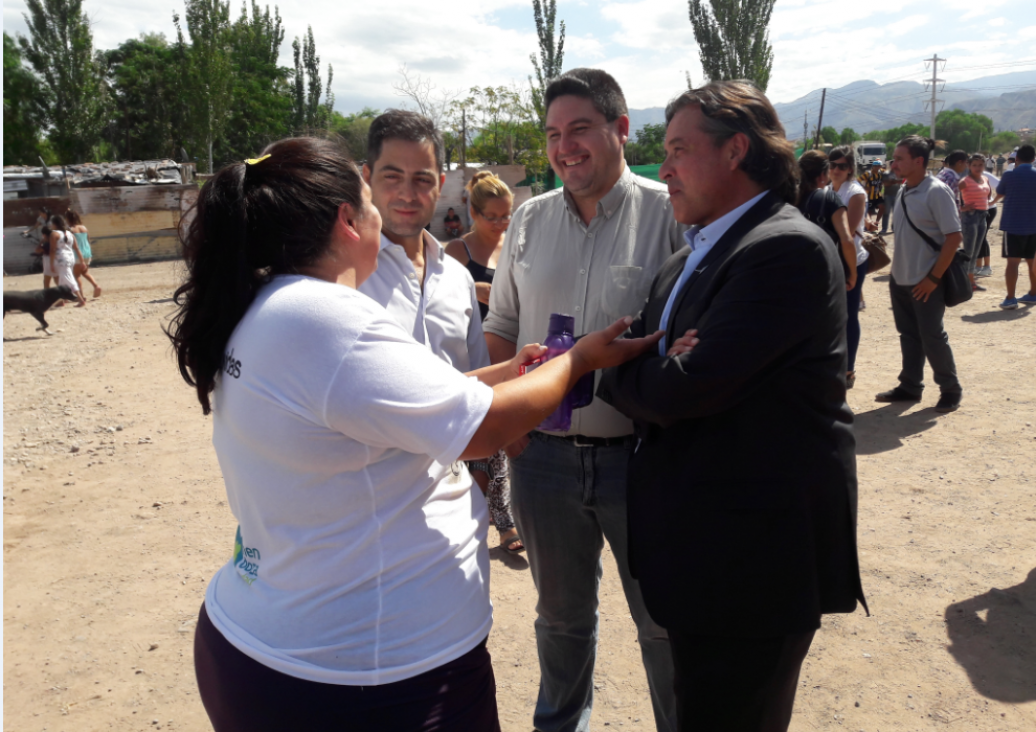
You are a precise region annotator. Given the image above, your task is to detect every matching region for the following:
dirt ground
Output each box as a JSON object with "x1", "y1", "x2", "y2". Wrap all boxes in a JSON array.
[{"x1": 3, "y1": 237, "x2": 1034, "y2": 731}]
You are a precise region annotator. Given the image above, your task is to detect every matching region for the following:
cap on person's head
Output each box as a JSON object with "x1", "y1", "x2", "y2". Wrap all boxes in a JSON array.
[{"x1": 870, "y1": 160, "x2": 882, "y2": 166}]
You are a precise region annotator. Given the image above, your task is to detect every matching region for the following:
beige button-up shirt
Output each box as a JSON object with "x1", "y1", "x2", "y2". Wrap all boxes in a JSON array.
[{"x1": 484, "y1": 164, "x2": 685, "y2": 437}]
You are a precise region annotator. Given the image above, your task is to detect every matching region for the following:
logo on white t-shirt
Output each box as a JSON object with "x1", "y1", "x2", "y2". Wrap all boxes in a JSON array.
[
  {"x1": 223, "y1": 349, "x2": 242, "y2": 379},
  {"x1": 232, "y1": 525, "x2": 261, "y2": 584}
]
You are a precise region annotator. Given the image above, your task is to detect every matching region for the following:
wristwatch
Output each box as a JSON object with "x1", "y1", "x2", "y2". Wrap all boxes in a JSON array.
[{"x1": 926, "y1": 272, "x2": 942, "y2": 284}]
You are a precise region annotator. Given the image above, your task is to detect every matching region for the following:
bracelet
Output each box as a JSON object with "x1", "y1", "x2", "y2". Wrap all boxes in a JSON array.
[{"x1": 926, "y1": 272, "x2": 942, "y2": 284}]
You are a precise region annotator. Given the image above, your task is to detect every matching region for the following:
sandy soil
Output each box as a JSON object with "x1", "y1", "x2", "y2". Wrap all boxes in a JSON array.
[{"x1": 3, "y1": 239, "x2": 1035, "y2": 731}]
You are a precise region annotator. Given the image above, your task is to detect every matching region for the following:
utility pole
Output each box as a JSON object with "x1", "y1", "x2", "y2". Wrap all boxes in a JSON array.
[
  {"x1": 813, "y1": 88, "x2": 827, "y2": 149},
  {"x1": 924, "y1": 54, "x2": 946, "y2": 140},
  {"x1": 803, "y1": 110, "x2": 809, "y2": 152}
]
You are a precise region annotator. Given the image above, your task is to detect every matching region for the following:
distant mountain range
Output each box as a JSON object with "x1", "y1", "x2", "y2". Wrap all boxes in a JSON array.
[{"x1": 628, "y1": 70, "x2": 1036, "y2": 141}]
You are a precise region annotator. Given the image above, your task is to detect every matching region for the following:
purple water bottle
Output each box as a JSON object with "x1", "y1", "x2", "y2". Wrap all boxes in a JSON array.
[{"x1": 538, "y1": 314, "x2": 595, "y2": 432}]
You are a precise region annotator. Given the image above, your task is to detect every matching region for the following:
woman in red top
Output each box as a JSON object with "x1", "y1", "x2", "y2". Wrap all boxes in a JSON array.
[{"x1": 959, "y1": 154, "x2": 991, "y2": 291}]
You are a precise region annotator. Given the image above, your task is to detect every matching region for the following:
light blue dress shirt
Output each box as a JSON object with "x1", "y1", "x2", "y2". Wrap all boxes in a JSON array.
[{"x1": 658, "y1": 191, "x2": 769, "y2": 354}]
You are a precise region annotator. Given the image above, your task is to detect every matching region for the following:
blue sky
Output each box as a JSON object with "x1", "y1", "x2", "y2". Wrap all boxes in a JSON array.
[{"x1": 4, "y1": 0, "x2": 1035, "y2": 112}]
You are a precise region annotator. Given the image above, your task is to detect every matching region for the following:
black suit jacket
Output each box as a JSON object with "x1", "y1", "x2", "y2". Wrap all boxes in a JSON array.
[{"x1": 598, "y1": 192, "x2": 867, "y2": 638}]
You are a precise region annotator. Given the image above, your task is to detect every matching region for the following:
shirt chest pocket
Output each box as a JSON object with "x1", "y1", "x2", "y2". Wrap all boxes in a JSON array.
[{"x1": 601, "y1": 265, "x2": 650, "y2": 319}]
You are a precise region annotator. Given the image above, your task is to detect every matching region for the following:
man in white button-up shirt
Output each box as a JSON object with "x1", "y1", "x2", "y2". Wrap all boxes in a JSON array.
[
  {"x1": 485, "y1": 68, "x2": 680, "y2": 732},
  {"x1": 359, "y1": 110, "x2": 489, "y2": 372}
]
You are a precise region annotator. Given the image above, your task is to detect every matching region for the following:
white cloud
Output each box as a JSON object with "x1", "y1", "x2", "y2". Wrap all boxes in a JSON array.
[
  {"x1": 4, "y1": 0, "x2": 1034, "y2": 113},
  {"x1": 885, "y1": 14, "x2": 930, "y2": 37}
]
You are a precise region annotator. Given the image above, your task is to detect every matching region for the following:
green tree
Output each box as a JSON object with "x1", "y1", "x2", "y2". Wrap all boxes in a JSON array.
[
  {"x1": 819, "y1": 125, "x2": 839, "y2": 146},
  {"x1": 463, "y1": 86, "x2": 547, "y2": 174},
  {"x1": 528, "y1": 0, "x2": 565, "y2": 189},
  {"x1": 988, "y1": 130, "x2": 1020, "y2": 154},
  {"x1": 291, "y1": 26, "x2": 333, "y2": 133},
  {"x1": 624, "y1": 123, "x2": 666, "y2": 165},
  {"x1": 329, "y1": 106, "x2": 379, "y2": 160},
  {"x1": 218, "y1": 2, "x2": 292, "y2": 162},
  {"x1": 4, "y1": 32, "x2": 46, "y2": 165},
  {"x1": 100, "y1": 34, "x2": 181, "y2": 160},
  {"x1": 935, "y1": 109, "x2": 993, "y2": 154},
  {"x1": 528, "y1": 0, "x2": 565, "y2": 129},
  {"x1": 839, "y1": 128, "x2": 860, "y2": 145},
  {"x1": 175, "y1": 0, "x2": 235, "y2": 173},
  {"x1": 687, "y1": 0, "x2": 776, "y2": 92},
  {"x1": 18, "y1": 0, "x2": 106, "y2": 162}
]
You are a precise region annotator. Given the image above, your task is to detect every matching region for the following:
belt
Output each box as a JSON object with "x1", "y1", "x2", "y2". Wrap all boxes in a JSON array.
[{"x1": 540, "y1": 432, "x2": 635, "y2": 448}]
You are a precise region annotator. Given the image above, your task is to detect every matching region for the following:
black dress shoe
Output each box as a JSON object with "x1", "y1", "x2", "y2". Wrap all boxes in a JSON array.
[
  {"x1": 935, "y1": 393, "x2": 962, "y2": 413},
  {"x1": 875, "y1": 387, "x2": 922, "y2": 403}
]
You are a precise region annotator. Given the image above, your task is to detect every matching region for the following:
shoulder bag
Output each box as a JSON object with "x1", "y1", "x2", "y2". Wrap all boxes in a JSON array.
[
  {"x1": 900, "y1": 194, "x2": 972, "y2": 307},
  {"x1": 861, "y1": 233, "x2": 891, "y2": 273}
]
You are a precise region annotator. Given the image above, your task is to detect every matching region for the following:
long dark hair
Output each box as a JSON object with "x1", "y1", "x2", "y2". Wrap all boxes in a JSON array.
[
  {"x1": 797, "y1": 150, "x2": 829, "y2": 208},
  {"x1": 167, "y1": 137, "x2": 364, "y2": 414},
  {"x1": 665, "y1": 81, "x2": 799, "y2": 204}
]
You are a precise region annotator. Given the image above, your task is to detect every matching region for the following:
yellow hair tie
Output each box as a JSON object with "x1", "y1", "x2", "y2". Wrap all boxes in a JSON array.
[{"x1": 245, "y1": 154, "x2": 271, "y2": 165}]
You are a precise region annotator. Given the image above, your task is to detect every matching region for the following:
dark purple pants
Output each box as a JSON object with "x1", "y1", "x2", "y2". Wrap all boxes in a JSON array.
[{"x1": 194, "y1": 603, "x2": 500, "y2": 732}]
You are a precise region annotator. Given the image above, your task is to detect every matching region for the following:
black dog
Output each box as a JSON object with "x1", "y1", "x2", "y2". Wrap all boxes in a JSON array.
[{"x1": 4, "y1": 285, "x2": 78, "y2": 335}]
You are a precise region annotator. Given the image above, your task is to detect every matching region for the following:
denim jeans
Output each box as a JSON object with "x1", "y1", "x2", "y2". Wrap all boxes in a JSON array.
[
  {"x1": 889, "y1": 275, "x2": 962, "y2": 397},
  {"x1": 846, "y1": 258, "x2": 869, "y2": 372},
  {"x1": 961, "y1": 210, "x2": 988, "y2": 276},
  {"x1": 509, "y1": 432, "x2": 677, "y2": 732}
]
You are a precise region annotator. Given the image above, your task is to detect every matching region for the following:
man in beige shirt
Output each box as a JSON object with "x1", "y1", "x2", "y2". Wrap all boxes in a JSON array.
[{"x1": 484, "y1": 68, "x2": 682, "y2": 732}]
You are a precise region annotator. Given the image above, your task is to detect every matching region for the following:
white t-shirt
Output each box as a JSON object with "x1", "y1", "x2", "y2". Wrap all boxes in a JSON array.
[
  {"x1": 832, "y1": 180, "x2": 870, "y2": 265},
  {"x1": 204, "y1": 275, "x2": 495, "y2": 686}
]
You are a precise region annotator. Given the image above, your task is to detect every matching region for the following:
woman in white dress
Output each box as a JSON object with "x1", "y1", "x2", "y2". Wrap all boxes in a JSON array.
[{"x1": 48, "y1": 215, "x2": 87, "y2": 307}]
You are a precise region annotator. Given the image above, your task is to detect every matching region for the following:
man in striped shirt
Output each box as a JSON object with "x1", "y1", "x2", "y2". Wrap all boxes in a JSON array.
[{"x1": 859, "y1": 160, "x2": 886, "y2": 228}]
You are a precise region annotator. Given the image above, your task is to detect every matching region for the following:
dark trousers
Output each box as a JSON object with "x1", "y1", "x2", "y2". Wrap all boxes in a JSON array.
[
  {"x1": 881, "y1": 191, "x2": 897, "y2": 233},
  {"x1": 981, "y1": 207, "x2": 997, "y2": 259},
  {"x1": 889, "y1": 276, "x2": 962, "y2": 397},
  {"x1": 667, "y1": 628, "x2": 816, "y2": 732},
  {"x1": 194, "y1": 604, "x2": 500, "y2": 732},
  {"x1": 846, "y1": 258, "x2": 869, "y2": 372}
]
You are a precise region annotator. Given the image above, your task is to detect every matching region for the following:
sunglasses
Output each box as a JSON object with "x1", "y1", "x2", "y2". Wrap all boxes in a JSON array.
[
  {"x1": 474, "y1": 209, "x2": 512, "y2": 224},
  {"x1": 829, "y1": 162, "x2": 851, "y2": 171}
]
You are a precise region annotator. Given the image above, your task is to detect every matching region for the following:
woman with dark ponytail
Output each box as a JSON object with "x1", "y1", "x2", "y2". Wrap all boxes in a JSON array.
[{"x1": 167, "y1": 137, "x2": 661, "y2": 732}]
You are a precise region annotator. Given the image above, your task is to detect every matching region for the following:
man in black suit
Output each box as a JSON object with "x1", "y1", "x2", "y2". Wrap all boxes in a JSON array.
[{"x1": 597, "y1": 81, "x2": 867, "y2": 732}]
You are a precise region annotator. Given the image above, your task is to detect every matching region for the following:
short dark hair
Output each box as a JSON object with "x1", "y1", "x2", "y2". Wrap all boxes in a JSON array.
[
  {"x1": 1017, "y1": 144, "x2": 1036, "y2": 163},
  {"x1": 366, "y1": 109, "x2": 444, "y2": 173},
  {"x1": 897, "y1": 135, "x2": 936, "y2": 164},
  {"x1": 944, "y1": 150, "x2": 967, "y2": 166},
  {"x1": 969, "y1": 153, "x2": 985, "y2": 163},
  {"x1": 827, "y1": 145, "x2": 856, "y2": 178},
  {"x1": 544, "y1": 68, "x2": 628, "y2": 123},
  {"x1": 664, "y1": 81, "x2": 798, "y2": 204}
]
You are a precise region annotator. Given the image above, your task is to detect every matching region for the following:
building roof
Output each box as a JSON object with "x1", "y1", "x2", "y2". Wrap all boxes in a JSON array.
[{"x1": 2, "y1": 159, "x2": 186, "y2": 186}]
